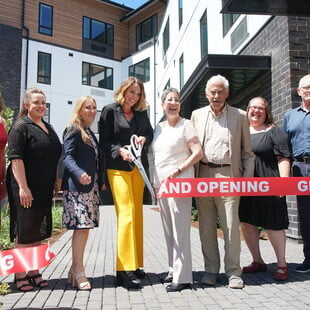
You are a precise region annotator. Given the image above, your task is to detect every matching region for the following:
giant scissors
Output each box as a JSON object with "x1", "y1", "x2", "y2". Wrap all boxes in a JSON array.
[{"x1": 125, "y1": 135, "x2": 155, "y2": 201}]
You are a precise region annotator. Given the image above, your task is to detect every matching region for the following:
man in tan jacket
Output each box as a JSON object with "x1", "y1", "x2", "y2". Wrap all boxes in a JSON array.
[{"x1": 191, "y1": 74, "x2": 254, "y2": 289}]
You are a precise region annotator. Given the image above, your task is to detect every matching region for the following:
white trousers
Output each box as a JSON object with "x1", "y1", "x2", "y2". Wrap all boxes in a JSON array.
[{"x1": 159, "y1": 196, "x2": 193, "y2": 284}]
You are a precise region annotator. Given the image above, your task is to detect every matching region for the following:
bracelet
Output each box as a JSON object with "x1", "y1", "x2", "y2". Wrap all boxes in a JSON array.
[{"x1": 177, "y1": 168, "x2": 181, "y2": 174}]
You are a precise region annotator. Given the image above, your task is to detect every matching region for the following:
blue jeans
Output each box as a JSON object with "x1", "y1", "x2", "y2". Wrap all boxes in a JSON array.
[{"x1": 292, "y1": 161, "x2": 310, "y2": 261}]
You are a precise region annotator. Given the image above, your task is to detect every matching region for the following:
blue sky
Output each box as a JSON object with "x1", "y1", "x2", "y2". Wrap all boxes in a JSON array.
[{"x1": 111, "y1": 0, "x2": 149, "y2": 9}]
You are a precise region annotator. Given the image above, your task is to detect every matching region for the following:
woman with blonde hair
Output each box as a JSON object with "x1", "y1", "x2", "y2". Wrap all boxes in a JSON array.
[
  {"x1": 62, "y1": 96, "x2": 105, "y2": 290},
  {"x1": 99, "y1": 77, "x2": 153, "y2": 289},
  {"x1": 7, "y1": 87, "x2": 61, "y2": 291}
]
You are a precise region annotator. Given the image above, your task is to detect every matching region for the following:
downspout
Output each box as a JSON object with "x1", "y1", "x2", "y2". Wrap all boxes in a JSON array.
[{"x1": 22, "y1": 0, "x2": 29, "y2": 89}]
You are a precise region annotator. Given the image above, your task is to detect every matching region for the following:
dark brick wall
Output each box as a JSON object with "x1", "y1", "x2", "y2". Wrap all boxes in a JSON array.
[
  {"x1": 238, "y1": 16, "x2": 310, "y2": 240},
  {"x1": 0, "y1": 24, "x2": 22, "y2": 116}
]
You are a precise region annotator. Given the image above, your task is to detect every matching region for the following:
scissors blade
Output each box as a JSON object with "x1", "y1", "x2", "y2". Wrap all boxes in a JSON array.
[{"x1": 133, "y1": 158, "x2": 155, "y2": 201}]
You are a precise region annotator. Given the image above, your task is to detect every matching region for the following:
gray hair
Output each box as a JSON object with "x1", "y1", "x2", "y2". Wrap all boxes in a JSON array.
[
  {"x1": 205, "y1": 74, "x2": 229, "y2": 92},
  {"x1": 161, "y1": 87, "x2": 180, "y2": 103},
  {"x1": 298, "y1": 74, "x2": 310, "y2": 88}
]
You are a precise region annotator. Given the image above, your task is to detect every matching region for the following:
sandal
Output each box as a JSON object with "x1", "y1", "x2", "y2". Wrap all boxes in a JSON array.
[
  {"x1": 28, "y1": 273, "x2": 48, "y2": 288},
  {"x1": 71, "y1": 271, "x2": 91, "y2": 290},
  {"x1": 14, "y1": 275, "x2": 33, "y2": 292},
  {"x1": 274, "y1": 266, "x2": 288, "y2": 281}
]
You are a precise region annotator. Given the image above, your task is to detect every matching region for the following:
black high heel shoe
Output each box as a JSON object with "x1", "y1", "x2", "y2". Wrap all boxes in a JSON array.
[
  {"x1": 116, "y1": 271, "x2": 142, "y2": 289},
  {"x1": 134, "y1": 268, "x2": 146, "y2": 279}
]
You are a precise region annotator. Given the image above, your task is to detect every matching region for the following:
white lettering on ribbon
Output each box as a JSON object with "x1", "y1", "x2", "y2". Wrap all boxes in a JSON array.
[{"x1": 0, "y1": 255, "x2": 14, "y2": 271}]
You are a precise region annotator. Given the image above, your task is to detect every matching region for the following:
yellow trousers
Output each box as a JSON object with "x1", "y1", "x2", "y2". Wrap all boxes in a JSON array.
[{"x1": 107, "y1": 166, "x2": 144, "y2": 271}]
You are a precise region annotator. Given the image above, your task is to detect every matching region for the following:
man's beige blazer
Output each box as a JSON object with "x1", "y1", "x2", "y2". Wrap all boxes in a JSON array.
[{"x1": 191, "y1": 104, "x2": 255, "y2": 178}]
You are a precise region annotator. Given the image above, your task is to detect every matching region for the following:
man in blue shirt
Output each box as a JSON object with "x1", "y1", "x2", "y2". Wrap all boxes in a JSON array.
[{"x1": 284, "y1": 74, "x2": 310, "y2": 273}]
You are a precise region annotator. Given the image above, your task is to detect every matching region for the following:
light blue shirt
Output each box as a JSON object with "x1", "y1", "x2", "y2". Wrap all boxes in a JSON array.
[{"x1": 283, "y1": 106, "x2": 310, "y2": 157}]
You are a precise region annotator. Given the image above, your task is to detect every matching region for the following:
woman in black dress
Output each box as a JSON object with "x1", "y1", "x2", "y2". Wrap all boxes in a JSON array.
[
  {"x1": 7, "y1": 88, "x2": 62, "y2": 291},
  {"x1": 239, "y1": 97, "x2": 291, "y2": 281}
]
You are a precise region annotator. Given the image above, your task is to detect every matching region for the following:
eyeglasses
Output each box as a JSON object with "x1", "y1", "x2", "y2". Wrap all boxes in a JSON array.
[
  {"x1": 301, "y1": 86, "x2": 310, "y2": 91},
  {"x1": 249, "y1": 106, "x2": 265, "y2": 112}
]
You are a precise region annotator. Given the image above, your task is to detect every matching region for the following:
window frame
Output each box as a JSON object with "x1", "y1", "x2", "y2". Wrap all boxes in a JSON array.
[
  {"x1": 83, "y1": 16, "x2": 114, "y2": 46},
  {"x1": 37, "y1": 51, "x2": 51, "y2": 85},
  {"x1": 178, "y1": 0, "x2": 183, "y2": 29},
  {"x1": 200, "y1": 10, "x2": 208, "y2": 58},
  {"x1": 222, "y1": 13, "x2": 240, "y2": 36},
  {"x1": 136, "y1": 14, "x2": 158, "y2": 49},
  {"x1": 179, "y1": 54, "x2": 184, "y2": 89},
  {"x1": 38, "y1": 2, "x2": 53, "y2": 36},
  {"x1": 163, "y1": 18, "x2": 170, "y2": 56},
  {"x1": 128, "y1": 58, "x2": 150, "y2": 83},
  {"x1": 82, "y1": 61, "x2": 113, "y2": 90}
]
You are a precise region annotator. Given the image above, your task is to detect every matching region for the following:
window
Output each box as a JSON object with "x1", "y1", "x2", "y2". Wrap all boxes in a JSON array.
[
  {"x1": 83, "y1": 17, "x2": 114, "y2": 46},
  {"x1": 223, "y1": 14, "x2": 240, "y2": 36},
  {"x1": 163, "y1": 18, "x2": 170, "y2": 56},
  {"x1": 178, "y1": 0, "x2": 183, "y2": 28},
  {"x1": 37, "y1": 52, "x2": 51, "y2": 84},
  {"x1": 43, "y1": 103, "x2": 50, "y2": 123},
  {"x1": 82, "y1": 62, "x2": 113, "y2": 90},
  {"x1": 39, "y1": 3, "x2": 53, "y2": 35},
  {"x1": 200, "y1": 10, "x2": 208, "y2": 58},
  {"x1": 136, "y1": 15, "x2": 157, "y2": 49},
  {"x1": 129, "y1": 58, "x2": 150, "y2": 82},
  {"x1": 231, "y1": 16, "x2": 248, "y2": 52},
  {"x1": 179, "y1": 54, "x2": 184, "y2": 89}
]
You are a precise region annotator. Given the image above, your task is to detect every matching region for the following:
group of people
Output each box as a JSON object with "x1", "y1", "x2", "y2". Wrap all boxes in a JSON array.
[{"x1": 2, "y1": 73, "x2": 309, "y2": 292}]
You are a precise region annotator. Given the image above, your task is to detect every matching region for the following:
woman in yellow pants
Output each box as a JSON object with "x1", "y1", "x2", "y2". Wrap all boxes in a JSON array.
[{"x1": 99, "y1": 77, "x2": 153, "y2": 289}]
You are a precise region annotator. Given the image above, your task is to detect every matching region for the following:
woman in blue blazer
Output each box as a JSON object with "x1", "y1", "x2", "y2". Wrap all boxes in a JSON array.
[{"x1": 62, "y1": 96, "x2": 105, "y2": 290}]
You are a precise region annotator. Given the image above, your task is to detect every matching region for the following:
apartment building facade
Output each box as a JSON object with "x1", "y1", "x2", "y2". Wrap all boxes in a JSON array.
[
  {"x1": 1, "y1": 0, "x2": 309, "y2": 239},
  {"x1": 0, "y1": 0, "x2": 166, "y2": 136}
]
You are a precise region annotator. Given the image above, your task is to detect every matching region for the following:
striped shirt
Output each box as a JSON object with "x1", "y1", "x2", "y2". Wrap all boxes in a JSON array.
[{"x1": 203, "y1": 105, "x2": 231, "y2": 165}]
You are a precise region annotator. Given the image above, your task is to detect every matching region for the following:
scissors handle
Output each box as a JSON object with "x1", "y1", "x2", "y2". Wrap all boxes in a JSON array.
[{"x1": 130, "y1": 135, "x2": 142, "y2": 158}]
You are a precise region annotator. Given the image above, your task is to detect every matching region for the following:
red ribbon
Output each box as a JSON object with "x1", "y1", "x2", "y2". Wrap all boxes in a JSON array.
[
  {"x1": 157, "y1": 177, "x2": 310, "y2": 198},
  {"x1": 0, "y1": 243, "x2": 55, "y2": 275}
]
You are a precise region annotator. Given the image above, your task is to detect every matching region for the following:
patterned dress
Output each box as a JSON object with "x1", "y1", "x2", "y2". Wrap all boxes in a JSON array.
[{"x1": 63, "y1": 128, "x2": 100, "y2": 229}]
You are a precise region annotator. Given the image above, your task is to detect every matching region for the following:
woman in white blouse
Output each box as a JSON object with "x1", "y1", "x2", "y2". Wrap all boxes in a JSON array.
[{"x1": 152, "y1": 88, "x2": 203, "y2": 292}]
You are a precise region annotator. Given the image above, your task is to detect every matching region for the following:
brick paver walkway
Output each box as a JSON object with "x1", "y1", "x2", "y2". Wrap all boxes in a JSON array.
[{"x1": 0, "y1": 205, "x2": 309, "y2": 309}]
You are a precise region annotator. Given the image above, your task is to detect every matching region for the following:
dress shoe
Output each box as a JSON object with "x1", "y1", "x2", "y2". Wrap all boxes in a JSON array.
[
  {"x1": 228, "y1": 275, "x2": 244, "y2": 289},
  {"x1": 161, "y1": 272, "x2": 173, "y2": 283},
  {"x1": 295, "y1": 259, "x2": 310, "y2": 273},
  {"x1": 274, "y1": 266, "x2": 288, "y2": 281},
  {"x1": 166, "y1": 283, "x2": 191, "y2": 292},
  {"x1": 242, "y1": 262, "x2": 267, "y2": 273},
  {"x1": 134, "y1": 268, "x2": 146, "y2": 279},
  {"x1": 116, "y1": 271, "x2": 141, "y2": 290},
  {"x1": 200, "y1": 272, "x2": 217, "y2": 286}
]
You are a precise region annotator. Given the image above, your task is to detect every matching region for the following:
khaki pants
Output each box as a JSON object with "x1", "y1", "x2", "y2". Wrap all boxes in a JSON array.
[
  {"x1": 159, "y1": 196, "x2": 193, "y2": 284},
  {"x1": 108, "y1": 166, "x2": 144, "y2": 271},
  {"x1": 196, "y1": 165, "x2": 241, "y2": 277}
]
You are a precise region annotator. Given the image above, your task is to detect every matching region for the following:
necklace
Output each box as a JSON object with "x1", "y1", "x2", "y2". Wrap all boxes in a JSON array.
[{"x1": 122, "y1": 108, "x2": 133, "y2": 115}]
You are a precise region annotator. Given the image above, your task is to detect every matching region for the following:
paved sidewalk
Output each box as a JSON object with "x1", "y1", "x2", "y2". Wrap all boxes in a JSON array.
[{"x1": 0, "y1": 205, "x2": 310, "y2": 309}]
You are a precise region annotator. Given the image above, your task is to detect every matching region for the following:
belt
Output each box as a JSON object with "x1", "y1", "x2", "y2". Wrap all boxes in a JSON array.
[
  {"x1": 294, "y1": 155, "x2": 310, "y2": 164},
  {"x1": 200, "y1": 161, "x2": 230, "y2": 168}
]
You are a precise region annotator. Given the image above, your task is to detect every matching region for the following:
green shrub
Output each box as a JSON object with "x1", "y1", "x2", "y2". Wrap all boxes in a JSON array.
[{"x1": 0, "y1": 204, "x2": 64, "y2": 251}]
